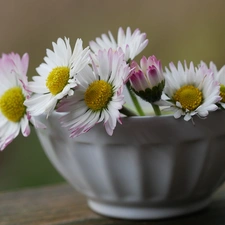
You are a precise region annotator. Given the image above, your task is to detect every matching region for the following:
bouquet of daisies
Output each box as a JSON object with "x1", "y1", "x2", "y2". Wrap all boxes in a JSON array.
[{"x1": 0, "y1": 27, "x2": 222, "y2": 150}]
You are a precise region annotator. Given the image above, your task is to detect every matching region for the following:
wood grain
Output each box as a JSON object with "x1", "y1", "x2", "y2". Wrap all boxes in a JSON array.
[{"x1": 0, "y1": 183, "x2": 225, "y2": 225}]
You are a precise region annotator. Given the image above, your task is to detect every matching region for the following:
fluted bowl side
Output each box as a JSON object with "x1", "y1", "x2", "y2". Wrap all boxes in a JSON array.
[{"x1": 36, "y1": 110, "x2": 225, "y2": 219}]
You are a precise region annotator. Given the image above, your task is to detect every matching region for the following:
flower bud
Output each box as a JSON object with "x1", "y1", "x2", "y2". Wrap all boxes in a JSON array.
[{"x1": 129, "y1": 55, "x2": 165, "y2": 103}]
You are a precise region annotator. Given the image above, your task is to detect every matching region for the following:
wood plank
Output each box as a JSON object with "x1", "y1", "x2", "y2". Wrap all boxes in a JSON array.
[
  {"x1": 0, "y1": 184, "x2": 98, "y2": 225},
  {"x1": 0, "y1": 183, "x2": 225, "y2": 225}
]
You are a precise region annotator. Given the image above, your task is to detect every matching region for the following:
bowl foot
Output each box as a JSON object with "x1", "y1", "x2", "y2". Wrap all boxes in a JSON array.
[{"x1": 88, "y1": 198, "x2": 211, "y2": 220}]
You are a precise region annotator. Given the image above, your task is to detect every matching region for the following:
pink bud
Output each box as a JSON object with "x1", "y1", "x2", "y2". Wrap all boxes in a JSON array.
[
  {"x1": 129, "y1": 70, "x2": 146, "y2": 91},
  {"x1": 129, "y1": 55, "x2": 165, "y2": 101}
]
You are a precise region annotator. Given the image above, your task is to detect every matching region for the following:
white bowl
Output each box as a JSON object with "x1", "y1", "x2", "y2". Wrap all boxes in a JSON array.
[{"x1": 36, "y1": 110, "x2": 225, "y2": 220}]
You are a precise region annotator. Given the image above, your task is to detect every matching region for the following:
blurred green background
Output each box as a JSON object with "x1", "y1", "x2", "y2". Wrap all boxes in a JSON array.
[{"x1": 1, "y1": 0, "x2": 225, "y2": 191}]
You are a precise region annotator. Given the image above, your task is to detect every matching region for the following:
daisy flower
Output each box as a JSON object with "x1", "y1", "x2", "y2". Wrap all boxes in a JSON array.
[
  {"x1": 89, "y1": 27, "x2": 148, "y2": 62},
  {"x1": 24, "y1": 37, "x2": 90, "y2": 117},
  {"x1": 201, "y1": 61, "x2": 225, "y2": 109},
  {"x1": 57, "y1": 48, "x2": 130, "y2": 137},
  {"x1": 0, "y1": 53, "x2": 32, "y2": 150},
  {"x1": 163, "y1": 61, "x2": 221, "y2": 121}
]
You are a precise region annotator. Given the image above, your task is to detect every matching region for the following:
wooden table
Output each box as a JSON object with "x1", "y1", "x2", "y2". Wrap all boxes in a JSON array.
[{"x1": 0, "y1": 183, "x2": 225, "y2": 225}]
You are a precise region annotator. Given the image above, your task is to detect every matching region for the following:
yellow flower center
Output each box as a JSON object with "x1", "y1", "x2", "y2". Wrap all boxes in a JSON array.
[
  {"x1": 46, "y1": 67, "x2": 70, "y2": 95},
  {"x1": 220, "y1": 84, "x2": 225, "y2": 103},
  {"x1": 84, "y1": 80, "x2": 113, "y2": 111},
  {"x1": 0, "y1": 87, "x2": 26, "y2": 122},
  {"x1": 173, "y1": 85, "x2": 203, "y2": 111}
]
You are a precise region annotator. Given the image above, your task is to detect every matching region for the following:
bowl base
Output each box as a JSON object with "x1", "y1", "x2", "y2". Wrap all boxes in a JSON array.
[{"x1": 88, "y1": 198, "x2": 211, "y2": 220}]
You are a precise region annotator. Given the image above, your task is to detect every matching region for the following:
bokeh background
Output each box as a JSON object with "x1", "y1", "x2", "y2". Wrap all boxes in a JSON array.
[{"x1": 0, "y1": 0, "x2": 225, "y2": 191}]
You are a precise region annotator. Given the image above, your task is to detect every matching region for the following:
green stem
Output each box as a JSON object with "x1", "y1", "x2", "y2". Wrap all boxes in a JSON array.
[
  {"x1": 126, "y1": 82, "x2": 145, "y2": 116},
  {"x1": 151, "y1": 103, "x2": 161, "y2": 116},
  {"x1": 120, "y1": 106, "x2": 138, "y2": 117}
]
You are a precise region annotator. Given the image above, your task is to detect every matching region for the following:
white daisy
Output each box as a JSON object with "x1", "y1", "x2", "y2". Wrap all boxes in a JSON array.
[
  {"x1": 57, "y1": 48, "x2": 130, "y2": 137},
  {"x1": 89, "y1": 27, "x2": 148, "y2": 61},
  {"x1": 24, "y1": 37, "x2": 90, "y2": 117},
  {"x1": 163, "y1": 61, "x2": 221, "y2": 121},
  {"x1": 201, "y1": 61, "x2": 225, "y2": 109},
  {"x1": 0, "y1": 53, "x2": 32, "y2": 150}
]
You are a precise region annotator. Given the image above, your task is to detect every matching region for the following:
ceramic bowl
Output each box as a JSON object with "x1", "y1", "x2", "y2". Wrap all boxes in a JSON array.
[{"x1": 36, "y1": 110, "x2": 225, "y2": 219}]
